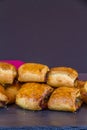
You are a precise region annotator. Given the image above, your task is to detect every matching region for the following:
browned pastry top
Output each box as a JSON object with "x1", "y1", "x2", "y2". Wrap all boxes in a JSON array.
[
  {"x1": 48, "y1": 86, "x2": 81, "y2": 112},
  {"x1": 18, "y1": 63, "x2": 49, "y2": 75},
  {"x1": 18, "y1": 83, "x2": 53, "y2": 100},
  {"x1": 0, "y1": 62, "x2": 17, "y2": 84},
  {"x1": 50, "y1": 67, "x2": 78, "y2": 78},
  {"x1": 16, "y1": 82, "x2": 53, "y2": 110}
]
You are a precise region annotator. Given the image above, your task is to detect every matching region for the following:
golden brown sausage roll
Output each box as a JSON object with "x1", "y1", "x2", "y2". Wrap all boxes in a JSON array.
[
  {"x1": 0, "y1": 85, "x2": 8, "y2": 107},
  {"x1": 18, "y1": 63, "x2": 49, "y2": 82},
  {"x1": 48, "y1": 86, "x2": 82, "y2": 112},
  {"x1": 6, "y1": 81, "x2": 21, "y2": 104},
  {"x1": 75, "y1": 80, "x2": 85, "y2": 88},
  {"x1": 80, "y1": 81, "x2": 87, "y2": 104},
  {"x1": 0, "y1": 62, "x2": 17, "y2": 85},
  {"x1": 47, "y1": 67, "x2": 78, "y2": 87},
  {"x1": 16, "y1": 83, "x2": 53, "y2": 110}
]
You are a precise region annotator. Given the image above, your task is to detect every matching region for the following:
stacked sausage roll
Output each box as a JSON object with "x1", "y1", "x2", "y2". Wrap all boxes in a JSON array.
[
  {"x1": 0, "y1": 61, "x2": 86, "y2": 112},
  {"x1": 16, "y1": 63, "x2": 82, "y2": 112},
  {"x1": 16, "y1": 63, "x2": 53, "y2": 110},
  {"x1": 0, "y1": 61, "x2": 21, "y2": 106}
]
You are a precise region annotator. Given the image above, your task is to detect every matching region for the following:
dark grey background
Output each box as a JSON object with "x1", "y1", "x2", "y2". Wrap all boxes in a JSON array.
[{"x1": 0, "y1": 0, "x2": 87, "y2": 72}]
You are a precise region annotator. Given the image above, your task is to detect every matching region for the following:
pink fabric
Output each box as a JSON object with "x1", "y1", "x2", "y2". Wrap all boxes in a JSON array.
[{"x1": 0, "y1": 60, "x2": 24, "y2": 69}]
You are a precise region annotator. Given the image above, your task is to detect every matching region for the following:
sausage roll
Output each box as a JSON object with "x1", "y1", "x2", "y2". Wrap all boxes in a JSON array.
[
  {"x1": 6, "y1": 81, "x2": 21, "y2": 104},
  {"x1": 48, "y1": 86, "x2": 82, "y2": 112},
  {"x1": 80, "y1": 81, "x2": 87, "y2": 104},
  {"x1": 47, "y1": 67, "x2": 78, "y2": 87},
  {"x1": 0, "y1": 62, "x2": 17, "y2": 85},
  {"x1": 75, "y1": 80, "x2": 85, "y2": 88},
  {"x1": 18, "y1": 63, "x2": 49, "y2": 82},
  {"x1": 16, "y1": 83, "x2": 53, "y2": 110},
  {"x1": 0, "y1": 85, "x2": 8, "y2": 107}
]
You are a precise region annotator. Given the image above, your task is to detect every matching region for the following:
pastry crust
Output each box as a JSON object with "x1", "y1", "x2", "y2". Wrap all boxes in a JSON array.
[
  {"x1": 6, "y1": 81, "x2": 21, "y2": 104},
  {"x1": 16, "y1": 83, "x2": 53, "y2": 110},
  {"x1": 80, "y1": 81, "x2": 87, "y2": 104},
  {"x1": 0, "y1": 62, "x2": 17, "y2": 84},
  {"x1": 47, "y1": 67, "x2": 78, "y2": 87},
  {"x1": 48, "y1": 86, "x2": 82, "y2": 112},
  {"x1": 75, "y1": 80, "x2": 85, "y2": 88},
  {"x1": 18, "y1": 63, "x2": 49, "y2": 82},
  {"x1": 0, "y1": 85, "x2": 9, "y2": 107}
]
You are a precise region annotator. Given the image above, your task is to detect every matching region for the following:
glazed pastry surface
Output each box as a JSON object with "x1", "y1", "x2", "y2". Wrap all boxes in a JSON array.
[
  {"x1": 6, "y1": 81, "x2": 21, "y2": 104},
  {"x1": 0, "y1": 84, "x2": 9, "y2": 107},
  {"x1": 0, "y1": 62, "x2": 17, "y2": 84},
  {"x1": 47, "y1": 67, "x2": 78, "y2": 87},
  {"x1": 16, "y1": 83, "x2": 53, "y2": 110},
  {"x1": 48, "y1": 86, "x2": 82, "y2": 112},
  {"x1": 18, "y1": 63, "x2": 49, "y2": 82}
]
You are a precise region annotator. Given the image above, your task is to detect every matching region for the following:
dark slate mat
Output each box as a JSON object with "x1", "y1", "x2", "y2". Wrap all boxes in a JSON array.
[{"x1": 0, "y1": 73, "x2": 87, "y2": 130}]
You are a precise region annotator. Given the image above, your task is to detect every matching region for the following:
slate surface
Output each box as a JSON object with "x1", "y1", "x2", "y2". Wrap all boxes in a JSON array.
[{"x1": 0, "y1": 73, "x2": 87, "y2": 130}]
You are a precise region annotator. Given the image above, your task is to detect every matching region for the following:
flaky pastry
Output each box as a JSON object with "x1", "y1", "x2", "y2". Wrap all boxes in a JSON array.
[
  {"x1": 47, "y1": 67, "x2": 78, "y2": 87},
  {"x1": 80, "y1": 81, "x2": 87, "y2": 104},
  {"x1": 18, "y1": 63, "x2": 49, "y2": 82},
  {"x1": 16, "y1": 83, "x2": 53, "y2": 110},
  {"x1": 6, "y1": 81, "x2": 21, "y2": 104},
  {"x1": 0, "y1": 62, "x2": 17, "y2": 85},
  {"x1": 0, "y1": 85, "x2": 8, "y2": 107},
  {"x1": 48, "y1": 86, "x2": 82, "y2": 112}
]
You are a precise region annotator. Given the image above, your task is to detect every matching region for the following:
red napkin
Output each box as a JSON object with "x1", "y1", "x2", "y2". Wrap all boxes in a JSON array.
[{"x1": 0, "y1": 60, "x2": 24, "y2": 69}]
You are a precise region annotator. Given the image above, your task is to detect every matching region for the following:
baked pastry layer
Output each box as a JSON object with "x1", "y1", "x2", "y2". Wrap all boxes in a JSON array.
[
  {"x1": 0, "y1": 85, "x2": 9, "y2": 107},
  {"x1": 18, "y1": 63, "x2": 49, "y2": 82},
  {"x1": 6, "y1": 81, "x2": 21, "y2": 104},
  {"x1": 48, "y1": 86, "x2": 82, "y2": 112},
  {"x1": 47, "y1": 67, "x2": 78, "y2": 87},
  {"x1": 16, "y1": 83, "x2": 53, "y2": 110},
  {"x1": 0, "y1": 62, "x2": 17, "y2": 84},
  {"x1": 80, "y1": 81, "x2": 87, "y2": 104}
]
